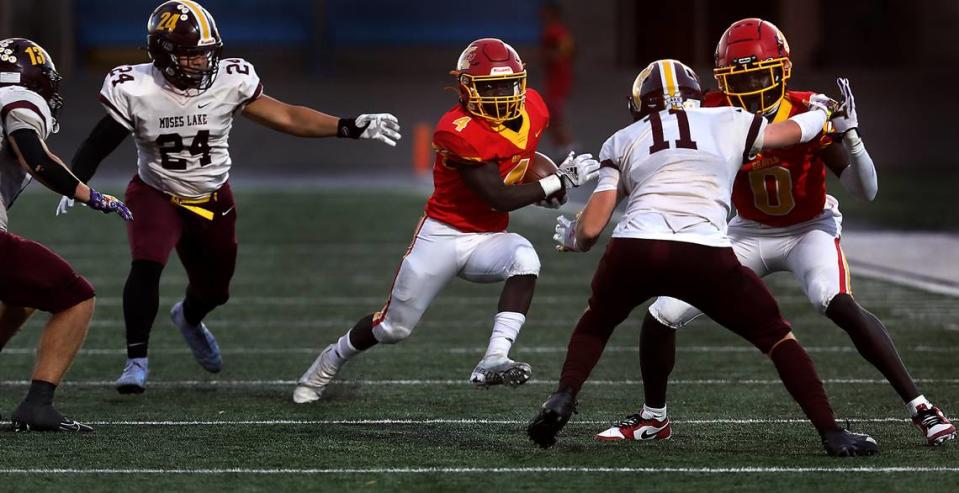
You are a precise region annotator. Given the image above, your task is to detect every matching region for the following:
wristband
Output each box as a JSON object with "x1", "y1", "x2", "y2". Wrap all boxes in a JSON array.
[
  {"x1": 539, "y1": 174, "x2": 563, "y2": 196},
  {"x1": 337, "y1": 117, "x2": 364, "y2": 139}
]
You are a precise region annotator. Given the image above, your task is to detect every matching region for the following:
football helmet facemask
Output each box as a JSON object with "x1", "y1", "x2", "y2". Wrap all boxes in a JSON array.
[
  {"x1": 147, "y1": 0, "x2": 223, "y2": 93},
  {"x1": 0, "y1": 38, "x2": 64, "y2": 118},
  {"x1": 452, "y1": 38, "x2": 527, "y2": 124},
  {"x1": 714, "y1": 18, "x2": 792, "y2": 115},
  {"x1": 628, "y1": 59, "x2": 702, "y2": 121}
]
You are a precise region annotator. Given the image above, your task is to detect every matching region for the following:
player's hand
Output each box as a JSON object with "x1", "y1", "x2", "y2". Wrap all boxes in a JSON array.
[
  {"x1": 831, "y1": 77, "x2": 858, "y2": 134},
  {"x1": 556, "y1": 151, "x2": 600, "y2": 189},
  {"x1": 345, "y1": 114, "x2": 402, "y2": 146},
  {"x1": 536, "y1": 194, "x2": 567, "y2": 209},
  {"x1": 553, "y1": 215, "x2": 581, "y2": 252},
  {"x1": 55, "y1": 196, "x2": 75, "y2": 216},
  {"x1": 87, "y1": 189, "x2": 133, "y2": 221},
  {"x1": 808, "y1": 93, "x2": 840, "y2": 119}
]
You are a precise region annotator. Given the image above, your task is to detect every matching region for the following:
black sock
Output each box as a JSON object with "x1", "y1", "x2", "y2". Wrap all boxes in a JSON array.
[
  {"x1": 24, "y1": 380, "x2": 56, "y2": 406},
  {"x1": 348, "y1": 314, "x2": 378, "y2": 350},
  {"x1": 639, "y1": 313, "x2": 676, "y2": 409},
  {"x1": 123, "y1": 260, "x2": 164, "y2": 359},
  {"x1": 182, "y1": 292, "x2": 219, "y2": 327}
]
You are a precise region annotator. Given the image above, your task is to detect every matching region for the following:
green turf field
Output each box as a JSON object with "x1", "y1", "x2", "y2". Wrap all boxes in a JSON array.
[{"x1": 0, "y1": 188, "x2": 957, "y2": 492}]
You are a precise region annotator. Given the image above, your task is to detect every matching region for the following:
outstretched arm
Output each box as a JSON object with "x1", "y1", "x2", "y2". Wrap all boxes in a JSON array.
[
  {"x1": 242, "y1": 94, "x2": 401, "y2": 146},
  {"x1": 9, "y1": 129, "x2": 132, "y2": 220},
  {"x1": 71, "y1": 115, "x2": 129, "y2": 183},
  {"x1": 554, "y1": 166, "x2": 621, "y2": 252}
]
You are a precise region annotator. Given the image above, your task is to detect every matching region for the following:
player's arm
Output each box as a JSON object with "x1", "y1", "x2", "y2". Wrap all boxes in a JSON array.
[
  {"x1": 71, "y1": 115, "x2": 130, "y2": 183},
  {"x1": 755, "y1": 95, "x2": 836, "y2": 152},
  {"x1": 7, "y1": 129, "x2": 132, "y2": 220},
  {"x1": 554, "y1": 163, "x2": 621, "y2": 252},
  {"x1": 820, "y1": 78, "x2": 877, "y2": 201},
  {"x1": 455, "y1": 158, "x2": 553, "y2": 212},
  {"x1": 242, "y1": 94, "x2": 401, "y2": 146}
]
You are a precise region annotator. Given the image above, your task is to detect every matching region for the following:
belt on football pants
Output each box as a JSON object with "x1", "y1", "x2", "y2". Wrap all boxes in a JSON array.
[{"x1": 168, "y1": 192, "x2": 218, "y2": 220}]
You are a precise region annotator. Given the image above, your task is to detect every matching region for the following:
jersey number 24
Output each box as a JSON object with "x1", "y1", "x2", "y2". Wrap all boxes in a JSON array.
[{"x1": 156, "y1": 131, "x2": 212, "y2": 170}]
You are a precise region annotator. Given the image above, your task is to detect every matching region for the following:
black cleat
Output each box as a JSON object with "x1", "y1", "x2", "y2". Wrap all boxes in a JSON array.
[
  {"x1": 527, "y1": 389, "x2": 577, "y2": 449},
  {"x1": 821, "y1": 428, "x2": 878, "y2": 457},
  {"x1": 11, "y1": 402, "x2": 93, "y2": 433}
]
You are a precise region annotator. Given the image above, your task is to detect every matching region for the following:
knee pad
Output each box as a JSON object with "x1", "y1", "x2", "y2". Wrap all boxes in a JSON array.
[
  {"x1": 508, "y1": 241, "x2": 541, "y2": 278},
  {"x1": 372, "y1": 317, "x2": 412, "y2": 344},
  {"x1": 648, "y1": 297, "x2": 699, "y2": 330}
]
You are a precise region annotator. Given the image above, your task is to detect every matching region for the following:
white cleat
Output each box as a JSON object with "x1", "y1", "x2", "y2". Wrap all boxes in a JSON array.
[
  {"x1": 470, "y1": 355, "x2": 532, "y2": 388},
  {"x1": 293, "y1": 345, "x2": 342, "y2": 404}
]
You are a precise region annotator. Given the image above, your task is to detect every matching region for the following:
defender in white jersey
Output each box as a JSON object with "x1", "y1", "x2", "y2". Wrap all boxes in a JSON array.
[
  {"x1": 59, "y1": 1, "x2": 402, "y2": 394},
  {"x1": 529, "y1": 59, "x2": 878, "y2": 457},
  {"x1": 0, "y1": 38, "x2": 130, "y2": 432}
]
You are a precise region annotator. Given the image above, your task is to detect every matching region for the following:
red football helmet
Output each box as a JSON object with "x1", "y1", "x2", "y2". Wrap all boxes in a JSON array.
[
  {"x1": 147, "y1": 0, "x2": 223, "y2": 92},
  {"x1": 452, "y1": 38, "x2": 527, "y2": 124},
  {"x1": 628, "y1": 59, "x2": 702, "y2": 121},
  {"x1": 713, "y1": 18, "x2": 791, "y2": 114}
]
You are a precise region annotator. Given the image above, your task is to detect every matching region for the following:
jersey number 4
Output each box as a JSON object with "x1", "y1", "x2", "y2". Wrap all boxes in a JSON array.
[
  {"x1": 648, "y1": 110, "x2": 698, "y2": 154},
  {"x1": 156, "y1": 131, "x2": 212, "y2": 170}
]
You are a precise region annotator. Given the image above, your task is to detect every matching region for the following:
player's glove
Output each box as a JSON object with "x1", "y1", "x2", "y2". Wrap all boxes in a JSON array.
[
  {"x1": 808, "y1": 93, "x2": 840, "y2": 119},
  {"x1": 536, "y1": 194, "x2": 568, "y2": 209},
  {"x1": 55, "y1": 196, "x2": 75, "y2": 216},
  {"x1": 556, "y1": 151, "x2": 601, "y2": 189},
  {"x1": 87, "y1": 189, "x2": 133, "y2": 221},
  {"x1": 553, "y1": 215, "x2": 581, "y2": 252},
  {"x1": 831, "y1": 77, "x2": 858, "y2": 134},
  {"x1": 338, "y1": 114, "x2": 402, "y2": 147}
]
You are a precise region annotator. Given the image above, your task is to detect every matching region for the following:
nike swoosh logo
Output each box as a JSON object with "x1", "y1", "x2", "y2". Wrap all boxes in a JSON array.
[
  {"x1": 221, "y1": 206, "x2": 234, "y2": 216},
  {"x1": 639, "y1": 426, "x2": 665, "y2": 440},
  {"x1": 198, "y1": 102, "x2": 211, "y2": 109},
  {"x1": 535, "y1": 130, "x2": 543, "y2": 138}
]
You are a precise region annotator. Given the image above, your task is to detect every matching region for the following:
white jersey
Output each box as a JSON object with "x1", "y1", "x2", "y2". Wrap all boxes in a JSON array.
[
  {"x1": 0, "y1": 86, "x2": 54, "y2": 231},
  {"x1": 99, "y1": 58, "x2": 263, "y2": 198},
  {"x1": 596, "y1": 106, "x2": 767, "y2": 247}
]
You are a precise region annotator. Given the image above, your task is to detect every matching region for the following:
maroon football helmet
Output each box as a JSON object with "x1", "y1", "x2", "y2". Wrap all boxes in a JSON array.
[
  {"x1": 452, "y1": 38, "x2": 527, "y2": 124},
  {"x1": 628, "y1": 59, "x2": 702, "y2": 121},
  {"x1": 0, "y1": 38, "x2": 63, "y2": 116},
  {"x1": 147, "y1": 1, "x2": 222, "y2": 92}
]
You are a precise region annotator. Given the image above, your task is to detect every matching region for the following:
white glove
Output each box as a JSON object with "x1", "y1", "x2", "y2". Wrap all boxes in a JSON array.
[
  {"x1": 553, "y1": 215, "x2": 581, "y2": 252},
  {"x1": 536, "y1": 194, "x2": 567, "y2": 209},
  {"x1": 356, "y1": 113, "x2": 401, "y2": 146},
  {"x1": 56, "y1": 196, "x2": 75, "y2": 216},
  {"x1": 808, "y1": 93, "x2": 839, "y2": 118},
  {"x1": 556, "y1": 151, "x2": 601, "y2": 189},
  {"x1": 831, "y1": 77, "x2": 858, "y2": 134}
]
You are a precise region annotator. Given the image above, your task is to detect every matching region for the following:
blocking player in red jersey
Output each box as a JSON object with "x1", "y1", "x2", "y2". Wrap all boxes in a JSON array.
[
  {"x1": 596, "y1": 18, "x2": 955, "y2": 447},
  {"x1": 0, "y1": 38, "x2": 131, "y2": 432},
  {"x1": 293, "y1": 38, "x2": 600, "y2": 403},
  {"x1": 58, "y1": 1, "x2": 400, "y2": 394}
]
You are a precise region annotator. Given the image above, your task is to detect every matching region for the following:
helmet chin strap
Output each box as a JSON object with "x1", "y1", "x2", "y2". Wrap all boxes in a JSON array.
[{"x1": 762, "y1": 100, "x2": 781, "y2": 118}]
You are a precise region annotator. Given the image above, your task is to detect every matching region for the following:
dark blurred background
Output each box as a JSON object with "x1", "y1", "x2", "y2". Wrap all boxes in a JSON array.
[{"x1": 2, "y1": 0, "x2": 957, "y2": 221}]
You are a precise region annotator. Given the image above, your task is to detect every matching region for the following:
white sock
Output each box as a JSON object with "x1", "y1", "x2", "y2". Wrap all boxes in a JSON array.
[
  {"x1": 484, "y1": 312, "x2": 526, "y2": 360},
  {"x1": 641, "y1": 404, "x2": 667, "y2": 421},
  {"x1": 907, "y1": 395, "x2": 933, "y2": 417},
  {"x1": 331, "y1": 332, "x2": 361, "y2": 365}
]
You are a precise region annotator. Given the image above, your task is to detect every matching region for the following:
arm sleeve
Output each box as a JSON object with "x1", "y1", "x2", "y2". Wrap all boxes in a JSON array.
[
  {"x1": 71, "y1": 115, "x2": 130, "y2": 183},
  {"x1": 838, "y1": 130, "x2": 878, "y2": 201},
  {"x1": 98, "y1": 71, "x2": 135, "y2": 131},
  {"x1": 8, "y1": 129, "x2": 80, "y2": 198}
]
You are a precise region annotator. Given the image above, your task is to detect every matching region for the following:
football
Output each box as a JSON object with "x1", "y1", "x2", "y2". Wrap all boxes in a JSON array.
[{"x1": 522, "y1": 151, "x2": 559, "y2": 183}]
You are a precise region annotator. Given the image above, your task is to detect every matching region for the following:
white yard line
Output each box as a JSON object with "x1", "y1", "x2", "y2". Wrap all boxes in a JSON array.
[
  {"x1": 1, "y1": 467, "x2": 958, "y2": 475},
  {"x1": 2, "y1": 378, "x2": 956, "y2": 386},
  {"x1": 80, "y1": 418, "x2": 909, "y2": 426}
]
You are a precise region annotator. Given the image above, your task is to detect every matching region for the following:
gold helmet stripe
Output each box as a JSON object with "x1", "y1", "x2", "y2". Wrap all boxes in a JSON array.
[
  {"x1": 661, "y1": 59, "x2": 678, "y2": 98},
  {"x1": 180, "y1": 0, "x2": 213, "y2": 44}
]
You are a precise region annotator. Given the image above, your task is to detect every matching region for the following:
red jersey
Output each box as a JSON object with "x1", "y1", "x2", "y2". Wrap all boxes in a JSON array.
[
  {"x1": 425, "y1": 89, "x2": 550, "y2": 233},
  {"x1": 704, "y1": 91, "x2": 835, "y2": 227},
  {"x1": 542, "y1": 22, "x2": 574, "y2": 96}
]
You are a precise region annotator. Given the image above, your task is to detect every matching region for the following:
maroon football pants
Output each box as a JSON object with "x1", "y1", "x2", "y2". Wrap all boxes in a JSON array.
[
  {"x1": 124, "y1": 175, "x2": 237, "y2": 306},
  {"x1": 558, "y1": 238, "x2": 792, "y2": 394},
  {"x1": 0, "y1": 230, "x2": 95, "y2": 313}
]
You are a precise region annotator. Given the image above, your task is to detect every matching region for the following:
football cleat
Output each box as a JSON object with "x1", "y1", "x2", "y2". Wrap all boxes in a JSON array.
[
  {"x1": 171, "y1": 301, "x2": 222, "y2": 373},
  {"x1": 594, "y1": 413, "x2": 672, "y2": 442},
  {"x1": 293, "y1": 344, "x2": 342, "y2": 404},
  {"x1": 115, "y1": 357, "x2": 149, "y2": 394},
  {"x1": 913, "y1": 405, "x2": 956, "y2": 446},
  {"x1": 821, "y1": 428, "x2": 879, "y2": 457},
  {"x1": 527, "y1": 388, "x2": 577, "y2": 449},
  {"x1": 469, "y1": 356, "x2": 532, "y2": 387},
  {"x1": 11, "y1": 402, "x2": 93, "y2": 433}
]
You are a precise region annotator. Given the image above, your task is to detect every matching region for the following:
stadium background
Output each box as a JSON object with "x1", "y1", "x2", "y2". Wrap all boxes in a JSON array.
[{"x1": 1, "y1": 1, "x2": 958, "y2": 491}]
